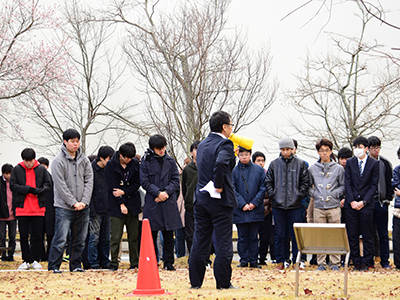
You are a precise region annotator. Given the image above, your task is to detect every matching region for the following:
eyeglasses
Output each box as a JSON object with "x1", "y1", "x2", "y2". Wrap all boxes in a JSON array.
[
  {"x1": 226, "y1": 123, "x2": 234, "y2": 127},
  {"x1": 318, "y1": 149, "x2": 331, "y2": 154},
  {"x1": 369, "y1": 146, "x2": 380, "y2": 150}
]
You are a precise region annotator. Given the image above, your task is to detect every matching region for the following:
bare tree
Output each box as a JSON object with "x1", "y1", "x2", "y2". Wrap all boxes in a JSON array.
[
  {"x1": 106, "y1": 0, "x2": 277, "y2": 162},
  {"x1": 0, "y1": 0, "x2": 73, "y2": 139},
  {"x1": 278, "y1": 7, "x2": 400, "y2": 151},
  {"x1": 18, "y1": 0, "x2": 139, "y2": 155}
]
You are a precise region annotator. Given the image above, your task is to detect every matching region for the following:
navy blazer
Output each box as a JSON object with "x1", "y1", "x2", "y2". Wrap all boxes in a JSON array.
[
  {"x1": 195, "y1": 133, "x2": 237, "y2": 208},
  {"x1": 344, "y1": 156, "x2": 379, "y2": 209}
]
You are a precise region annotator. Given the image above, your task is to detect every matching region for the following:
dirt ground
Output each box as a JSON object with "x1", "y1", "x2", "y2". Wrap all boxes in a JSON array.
[{"x1": 1, "y1": 256, "x2": 400, "y2": 299}]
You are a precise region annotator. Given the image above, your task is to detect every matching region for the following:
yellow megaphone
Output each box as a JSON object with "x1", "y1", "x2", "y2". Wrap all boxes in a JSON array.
[{"x1": 229, "y1": 133, "x2": 254, "y2": 153}]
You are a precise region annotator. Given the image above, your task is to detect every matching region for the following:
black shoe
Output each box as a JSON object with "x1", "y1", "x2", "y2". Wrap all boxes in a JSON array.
[
  {"x1": 249, "y1": 263, "x2": 262, "y2": 269},
  {"x1": 259, "y1": 260, "x2": 267, "y2": 266},
  {"x1": 101, "y1": 264, "x2": 110, "y2": 269},
  {"x1": 217, "y1": 283, "x2": 238, "y2": 290},
  {"x1": 164, "y1": 264, "x2": 176, "y2": 271},
  {"x1": 190, "y1": 286, "x2": 201, "y2": 289},
  {"x1": 237, "y1": 262, "x2": 248, "y2": 268},
  {"x1": 109, "y1": 265, "x2": 118, "y2": 271},
  {"x1": 52, "y1": 269, "x2": 62, "y2": 274},
  {"x1": 91, "y1": 265, "x2": 101, "y2": 270},
  {"x1": 130, "y1": 265, "x2": 138, "y2": 270},
  {"x1": 6, "y1": 256, "x2": 14, "y2": 262},
  {"x1": 1, "y1": 256, "x2": 7, "y2": 262}
]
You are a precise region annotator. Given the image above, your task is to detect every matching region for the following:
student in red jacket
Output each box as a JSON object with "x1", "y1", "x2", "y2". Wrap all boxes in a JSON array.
[{"x1": 10, "y1": 148, "x2": 52, "y2": 270}]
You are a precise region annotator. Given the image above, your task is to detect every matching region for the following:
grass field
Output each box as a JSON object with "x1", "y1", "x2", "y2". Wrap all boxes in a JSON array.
[{"x1": 1, "y1": 256, "x2": 400, "y2": 299}]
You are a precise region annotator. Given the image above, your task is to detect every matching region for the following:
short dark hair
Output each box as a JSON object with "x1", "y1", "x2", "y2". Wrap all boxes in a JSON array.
[
  {"x1": 293, "y1": 139, "x2": 298, "y2": 149},
  {"x1": 338, "y1": 147, "x2": 353, "y2": 159},
  {"x1": 315, "y1": 138, "x2": 333, "y2": 151},
  {"x1": 1, "y1": 163, "x2": 13, "y2": 174},
  {"x1": 149, "y1": 134, "x2": 167, "y2": 150},
  {"x1": 368, "y1": 136, "x2": 381, "y2": 148},
  {"x1": 397, "y1": 146, "x2": 400, "y2": 158},
  {"x1": 190, "y1": 141, "x2": 200, "y2": 152},
  {"x1": 252, "y1": 151, "x2": 265, "y2": 163},
  {"x1": 353, "y1": 136, "x2": 368, "y2": 148},
  {"x1": 21, "y1": 148, "x2": 36, "y2": 161},
  {"x1": 209, "y1": 111, "x2": 231, "y2": 133},
  {"x1": 97, "y1": 146, "x2": 115, "y2": 160},
  {"x1": 119, "y1": 142, "x2": 136, "y2": 158},
  {"x1": 63, "y1": 128, "x2": 80, "y2": 141},
  {"x1": 238, "y1": 146, "x2": 252, "y2": 154},
  {"x1": 88, "y1": 154, "x2": 96, "y2": 162},
  {"x1": 38, "y1": 157, "x2": 49, "y2": 167}
]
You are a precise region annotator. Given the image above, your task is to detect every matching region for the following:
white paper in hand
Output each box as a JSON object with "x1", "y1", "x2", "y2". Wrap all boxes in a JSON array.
[{"x1": 199, "y1": 180, "x2": 221, "y2": 199}]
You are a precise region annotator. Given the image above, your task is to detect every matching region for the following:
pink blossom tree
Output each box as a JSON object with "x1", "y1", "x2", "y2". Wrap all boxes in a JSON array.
[{"x1": 0, "y1": 0, "x2": 74, "y2": 138}]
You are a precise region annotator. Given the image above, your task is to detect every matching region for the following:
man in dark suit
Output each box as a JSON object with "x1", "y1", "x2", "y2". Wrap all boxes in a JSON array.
[
  {"x1": 344, "y1": 136, "x2": 379, "y2": 271},
  {"x1": 189, "y1": 111, "x2": 237, "y2": 290}
]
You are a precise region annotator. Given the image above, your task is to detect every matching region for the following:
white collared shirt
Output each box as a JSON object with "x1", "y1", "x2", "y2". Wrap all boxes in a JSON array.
[{"x1": 357, "y1": 155, "x2": 368, "y2": 174}]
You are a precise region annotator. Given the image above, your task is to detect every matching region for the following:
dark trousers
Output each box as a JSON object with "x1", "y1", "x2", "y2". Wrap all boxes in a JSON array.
[
  {"x1": 393, "y1": 216, "x2": 400, "y2": 269},
  {"x1": 189, "y1": 204, "x2": 233, "y2": 289},
  {"x1": 18, "y1": 216, "x2": 44, "y2": 263},
  {"x1": 258, "y1": 213, "x2": 274, "y2": 262},
  {"x1": 152, "y1": 230, "x2": 174, "y2": 266},
  {"x1": 345, "y1": 207, "x2": 374, "y2": 267},
  {"x1": 273, "y1": 207, "x2": 303, "y2": 264},
  {"x1": 0, "y1": 219, "x2": 17, "y2": 258},
  {"x1": 88, "y1": 214, "x2": 110, "y2": 268},
  {"x1": 110, "y1": 213, "x2": 138, "y2": 268},
  {"x1": 237, "y1": 222, "x2": 260, "y2": 264},
  {"x1": 185, "y1": 210, "x2": 195, "y2": 254},
  {"x1": 373, "y1": 202, "x2": 390, "y2": 266},
  {"x1": 175, "y1": 227, "x2": 186, "y2": 257}
]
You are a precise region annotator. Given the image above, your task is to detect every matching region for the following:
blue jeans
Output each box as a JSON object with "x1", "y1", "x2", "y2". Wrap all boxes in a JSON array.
[
  {"x1": 273, "y1": 207, "x2": 303, "y2": 264},
  {"x1": 237, "y1": 222, "x2": 261, "y2": 264},
  {"x1": 88, "y1": 214, "x2": 110, "y2": 268},
  {"x1": 48, "y1": 207, "x2": 89, "y2": 271}
]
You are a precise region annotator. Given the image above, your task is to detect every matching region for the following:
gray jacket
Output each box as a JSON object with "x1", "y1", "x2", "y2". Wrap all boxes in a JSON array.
[
  {"x1": 308, "y1": 160, "x2": 345, "y2": 210},
  {"x1": 51, "y1": 143, "x2": 93, "y2": 210}
]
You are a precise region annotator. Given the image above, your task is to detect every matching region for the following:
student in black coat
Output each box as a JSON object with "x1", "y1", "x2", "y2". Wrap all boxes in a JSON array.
[
  {"x1": 105, "y1": 143, "x2": 141, "y2": 270},
  {"x1": 140, "y1": 134, "x2": 181, "y2": 271}
]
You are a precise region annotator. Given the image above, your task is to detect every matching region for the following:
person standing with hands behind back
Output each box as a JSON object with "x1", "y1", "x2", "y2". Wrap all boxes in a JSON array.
[{"x1": 189, "y1": 111, "x2": 238, "y2": 290}]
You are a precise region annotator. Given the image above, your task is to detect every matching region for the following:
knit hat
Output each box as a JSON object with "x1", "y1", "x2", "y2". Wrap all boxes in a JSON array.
[{"x1": 279, "y1": 137, "x2": 294, "y2": 149}]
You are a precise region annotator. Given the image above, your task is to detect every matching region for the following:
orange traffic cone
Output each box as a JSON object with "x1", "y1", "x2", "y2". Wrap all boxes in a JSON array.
[{"x1": 126, "y1": 218, "x2": 172, "y2": 296}]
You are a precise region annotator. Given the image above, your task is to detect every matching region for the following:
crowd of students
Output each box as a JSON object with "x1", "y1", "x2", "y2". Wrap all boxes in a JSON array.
[{"x1": 1, "y1": 125, "x2": 400, "y2": 274}]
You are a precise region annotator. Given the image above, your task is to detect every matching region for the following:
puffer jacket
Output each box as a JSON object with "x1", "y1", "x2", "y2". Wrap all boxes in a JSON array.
[
  {"x1": 265, "y1": 154, "x2": 310, "y2": 210},
  {"x1": 232, "y1": 161, "x2": 266, "y2": 224},
  {"x1": 308, "y1": 160, "x2": 345, "y2": 209}
]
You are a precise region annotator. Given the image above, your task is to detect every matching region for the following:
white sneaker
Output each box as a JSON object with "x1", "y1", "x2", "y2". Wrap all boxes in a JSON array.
[
  {"x1": 32, "y1": 261, "x2": 42, "y2": 270},
  {"x1": 18, "y1": 262, "x2": 30, "y2": 270},
  {"x1": 299, "y1": 261, "x2": 305, "y2": 270},
  {"x1": 284, "y1": 261, "x2": 290, "y2": 268}
]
